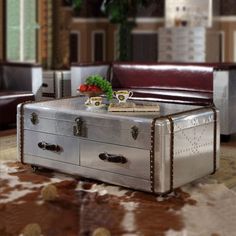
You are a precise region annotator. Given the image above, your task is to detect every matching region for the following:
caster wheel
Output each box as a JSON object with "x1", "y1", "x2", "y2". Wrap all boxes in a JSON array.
[
  {"x1": 221, "y1": 134, "x2": 231, "y2": 143},
  {"x1": 31, "y1": 165, "x2": 39, "y2": 172}
]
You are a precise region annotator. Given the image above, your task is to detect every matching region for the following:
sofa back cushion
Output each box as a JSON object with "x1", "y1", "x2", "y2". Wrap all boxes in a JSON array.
[
  {"x1": 111, "y1": 62, "x2": 214, "y2": 104},
  {"x1": 167, "y1": 62, "x2": 236, "y2": 70},
  {"x1": 111, "y1": 63, "x2": 213, "y2": 93},
  {"x1": 2, "y1": 64, "x2": 32, "y2": 91}
]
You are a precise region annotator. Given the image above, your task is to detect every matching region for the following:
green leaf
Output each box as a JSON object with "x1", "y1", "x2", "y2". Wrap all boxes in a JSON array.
[
  {"x1": 85, "y1": 75, "x2": 114, "y2": 100},
  {"x1": 72, "y1": 0, "x2": 83, "y2": 10}
]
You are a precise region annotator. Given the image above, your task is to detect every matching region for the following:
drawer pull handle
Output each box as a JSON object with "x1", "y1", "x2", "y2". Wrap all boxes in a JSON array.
[
  {"x1": 131, "y1": 126, "x2": 139, "y2": 140},
  {"x1": 38, "y1": 141, "x2": 61, "y2": 152},
  {"x1": 73, "y1": 117, "x2": 83, "y2": 136},
  {"x1": 30, "y1": 112, "x2": 38, "y2": 125},
  {"x1": 99, "y1": 152, "x2": 127, "y2": 164},
  {"x1": 42, "y1": 83, "x2": 48, "y2": 87}
]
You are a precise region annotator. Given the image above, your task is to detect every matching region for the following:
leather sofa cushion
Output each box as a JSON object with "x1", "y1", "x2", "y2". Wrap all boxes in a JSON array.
[{"x1": 0, "y1": 90, "x2": 34, "y2": 126}]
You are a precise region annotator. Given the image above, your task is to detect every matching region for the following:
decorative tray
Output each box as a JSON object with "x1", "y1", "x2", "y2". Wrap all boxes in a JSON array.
[
  {"x1": 85, "y1": 104, "x2": 107, "y2": 109},
  {"x1": 108, "y1": 102, "x2": 160, "y2": 112}
]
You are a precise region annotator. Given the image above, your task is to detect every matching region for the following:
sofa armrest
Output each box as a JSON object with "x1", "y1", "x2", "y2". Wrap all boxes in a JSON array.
[
  {"x1": 71, "y1": 62, "x2": 110, "y2": 96},
  {"x1": 31, "y1": 66, "x2": 43, "y2": 100}
]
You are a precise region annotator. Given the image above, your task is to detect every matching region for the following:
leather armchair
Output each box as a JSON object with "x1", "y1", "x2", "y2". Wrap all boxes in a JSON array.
[{"x1": 0, "y1": 62, "x2": 42, "y2": 127}]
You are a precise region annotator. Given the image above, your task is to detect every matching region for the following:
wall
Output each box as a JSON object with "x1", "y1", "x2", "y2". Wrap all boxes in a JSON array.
[
  {"x1": 38, "y1": 0, "x2": 51, "y2": 67},
  {"x1": 218, "y1": 0, "x2": 236, "y2": 62},
  {"x1": 50, "y1": 0, "x2": 73, "y2": 69},
  {"x1": 69, "y1": 0, "x2": 165, "y2": 64},
  {"x1": 1, "y1": 0, "x2": 236, "y2": 66},
  {"x1": 36, "y1": 0, "x2": 236, "y2": 65},
  {"x1": 218, "y1": 20, "x2": 236, "y2": 62}
]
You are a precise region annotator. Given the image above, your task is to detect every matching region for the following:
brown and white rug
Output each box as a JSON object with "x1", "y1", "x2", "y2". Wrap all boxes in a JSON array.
[{"x1": 1, "y1": 161, "x2": 236, "y2": 236}]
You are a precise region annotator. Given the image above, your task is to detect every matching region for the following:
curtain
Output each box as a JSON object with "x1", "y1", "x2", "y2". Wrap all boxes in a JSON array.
[{"x1": 7, "y1": 0, "x2": 37, "y2": 62}]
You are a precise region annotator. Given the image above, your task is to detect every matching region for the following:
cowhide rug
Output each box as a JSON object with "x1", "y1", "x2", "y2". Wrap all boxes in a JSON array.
[{"x1": 0, "y1": 161, "x2": 236, "y2": 236}]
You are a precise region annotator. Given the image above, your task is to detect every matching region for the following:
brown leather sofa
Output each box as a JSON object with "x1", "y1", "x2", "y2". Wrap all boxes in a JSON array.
[
  {"x1": 71, "y1": 62, "x2": 215, "y2": 106},
  {"x1": 0, "y1": 62, "x2": 42, "y2": 127},
  {"x1": 72, "y1": 61, "x2": 236, "y2": 141}
]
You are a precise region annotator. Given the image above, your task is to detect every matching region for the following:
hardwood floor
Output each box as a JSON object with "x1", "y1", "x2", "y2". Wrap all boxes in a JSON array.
[
  {"x1": 0, "y1": 128, "x2": 17, "y2": 161},
  {"x1": 0, "y1": 128, "x2": 16, "y2": 137}
]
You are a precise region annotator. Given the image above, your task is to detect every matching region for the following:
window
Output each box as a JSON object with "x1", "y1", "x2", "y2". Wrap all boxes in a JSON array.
[
  {"x1": 131, "y1": 31, "x2": 158, "y2": 62},
  {"x1": 92, "y1": 31, "x2": 106, "y2": 62},
  {"x1": 6, "y1": 0, "x2": 38, "y2": 62},
  {"x1": 69, "y1": 32, "x2": 80, "y2": 63}
]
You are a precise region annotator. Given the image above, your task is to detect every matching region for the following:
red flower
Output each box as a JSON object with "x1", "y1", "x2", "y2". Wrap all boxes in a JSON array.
[{"x1": 78, "y1": 84, "x2": 88, "y2": 92}]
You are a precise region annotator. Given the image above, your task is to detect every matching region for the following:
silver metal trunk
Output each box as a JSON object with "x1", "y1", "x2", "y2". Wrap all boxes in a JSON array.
[{"x1": 17, "y1": 97, "x2": 220, "y2": 194}]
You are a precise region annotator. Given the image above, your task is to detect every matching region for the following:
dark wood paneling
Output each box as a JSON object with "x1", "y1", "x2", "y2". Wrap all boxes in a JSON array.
[
  {"x1": 131, "y1": 33, "x2": 158, "y2": 62},
  {"x1": 67, "y1": 0, "x2": 236, "y2": 18},
  {"x1": 94, "y1": 33, "x2": 104, "y2": 62},
  {"x1": 69, "y1": 33, "x2": 79, "y2": 63},
  {"x1": 220, "y1": 0, "x2": 236, "y2": 15},
  {"x1": 73, "y1": 0, "x2": 165, "y2": 18},
  {"x1": 73, "y1": 0, "x2": 105, "y2": 17},
  {"x1": 62, "y1": 0, "x2": 73, "y2": 7},
  {"x1": 136, "y1": 0, "x2": 165, "y2": 17}
]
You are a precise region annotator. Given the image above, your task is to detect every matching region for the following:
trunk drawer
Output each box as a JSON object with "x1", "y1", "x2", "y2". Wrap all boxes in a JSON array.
[
  {"x1": 24, "y1": 116, "x2": 151, "y2": 150},
  {"x1": 80, "y1": 139, "x2": 150, "y2": 180},
  {"x1": 24, "y1": 130, "x2": 79, "y2": 165}
]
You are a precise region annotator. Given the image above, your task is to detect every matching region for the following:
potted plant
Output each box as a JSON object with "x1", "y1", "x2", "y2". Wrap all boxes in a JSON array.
[{"x1": 77, "y1": 75, "x2": 113, "y2": 100}]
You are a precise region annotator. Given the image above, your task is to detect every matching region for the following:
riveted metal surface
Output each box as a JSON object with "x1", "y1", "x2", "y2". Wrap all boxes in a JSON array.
[{"x1": 18, "y1": 97, "x2": 220, "y2": 194}]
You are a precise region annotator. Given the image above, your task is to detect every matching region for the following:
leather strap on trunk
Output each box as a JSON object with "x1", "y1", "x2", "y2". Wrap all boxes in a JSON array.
[
  {"x1": 210, "y1": 106, "x2": 218, "y2": 174},
  {"x1": 19, "y1": 101, "x2": 33, "y2": 164},
  {"x1": 167, "y1": 116, "x2": 174, "y2": 193}
]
